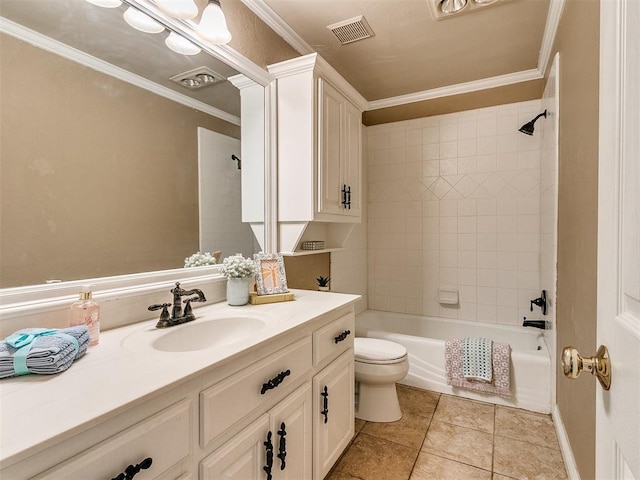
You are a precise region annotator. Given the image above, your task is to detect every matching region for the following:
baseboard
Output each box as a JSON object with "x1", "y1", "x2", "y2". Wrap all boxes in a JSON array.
[{"x1": 552, "y1": 404, "x2": 581, "y2": 480}]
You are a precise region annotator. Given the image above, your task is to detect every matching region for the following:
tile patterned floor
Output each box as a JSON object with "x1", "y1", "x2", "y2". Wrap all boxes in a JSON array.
[{"x1": 326, "y1": 385, "x2": 568, "y2": 480}]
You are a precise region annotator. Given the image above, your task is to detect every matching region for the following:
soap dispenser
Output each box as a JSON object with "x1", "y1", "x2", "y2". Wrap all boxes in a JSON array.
[{"x1": 70, "y1": 285, "x2": 100, "y2": 346}]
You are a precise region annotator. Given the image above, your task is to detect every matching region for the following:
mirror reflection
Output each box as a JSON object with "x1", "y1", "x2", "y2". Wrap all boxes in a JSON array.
[{"x1": 0, "y1": 0, "x2": 260, "y2": 288}]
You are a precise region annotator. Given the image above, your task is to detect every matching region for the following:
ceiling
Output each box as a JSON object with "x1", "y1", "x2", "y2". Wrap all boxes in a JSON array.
[
  {"x1": 1, "y1": 0, "x2": 552, "y2": 120},
  {"x1": 259, "y1": 0, "x2": 551, "y2": 103}
]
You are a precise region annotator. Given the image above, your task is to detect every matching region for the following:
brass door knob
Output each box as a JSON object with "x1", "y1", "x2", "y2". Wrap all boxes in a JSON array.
[{"x1": 562, "y1": 345, "x2": 611, "y2": 390}]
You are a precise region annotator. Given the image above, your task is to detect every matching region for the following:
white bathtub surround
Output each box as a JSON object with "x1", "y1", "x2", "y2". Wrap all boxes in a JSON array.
[
  {"x1": 366, "y1": 100, "x2": 546, "y2": 326},
  {"x1": 356, "y1": 310, "x2": 551, "y2": 413}
]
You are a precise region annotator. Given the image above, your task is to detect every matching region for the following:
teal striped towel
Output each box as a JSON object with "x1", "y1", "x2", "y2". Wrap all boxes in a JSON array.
[{"x1": 462, "y1": 337, "x2": 493, "y2": 383}]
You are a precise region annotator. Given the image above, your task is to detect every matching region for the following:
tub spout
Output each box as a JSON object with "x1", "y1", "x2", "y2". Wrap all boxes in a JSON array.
[{"x1": 522, "y1": 318, "x2": 547, "y2": 329}]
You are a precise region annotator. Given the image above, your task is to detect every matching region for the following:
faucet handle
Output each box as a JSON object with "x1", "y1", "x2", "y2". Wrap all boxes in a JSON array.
[
  {"x1": 148, "y1": 303, "x2": 171, "y2": 311},
  {"x1": 149, "y1": 303, "x2": 172, "y2": 328}
]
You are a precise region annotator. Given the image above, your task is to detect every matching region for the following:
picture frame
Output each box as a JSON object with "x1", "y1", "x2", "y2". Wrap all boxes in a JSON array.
[{"x1": 254, "y1": 253, "x2": 289, "y2": 295}]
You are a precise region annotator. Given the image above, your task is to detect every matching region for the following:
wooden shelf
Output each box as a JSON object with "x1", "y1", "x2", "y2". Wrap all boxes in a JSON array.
[{"x1": 281, "y1": 248, "x2": 341, "y2": 257}]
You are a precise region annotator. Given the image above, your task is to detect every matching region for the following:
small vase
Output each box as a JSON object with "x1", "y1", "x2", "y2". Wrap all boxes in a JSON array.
[
  {"x1": 227, "y1": 277, "x2": 249, "y2": 306},
  {"x1": 318, "y1": 286, "x2": 329, "y2": 292}
]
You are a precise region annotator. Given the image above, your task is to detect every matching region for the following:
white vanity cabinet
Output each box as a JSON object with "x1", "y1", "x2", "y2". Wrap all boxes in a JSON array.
[
  {"x1": 0, "y1": 297, "x2": 357, "y2": 480},
  {"x1": 267, "y1": 53, "x2": 367, "y2": 254}
]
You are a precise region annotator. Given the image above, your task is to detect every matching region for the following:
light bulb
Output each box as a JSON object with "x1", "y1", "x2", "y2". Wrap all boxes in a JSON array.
[
  {"x1": 439, "y1": 0, "x2": 467, "y2": 14},
  {"x1": 156, "y1": 0, "x2": 198, "y2": 19},
  {"x1": 165, "y1": 32, "x2": 201, "y2": 56},
  {"x1": 196, "y1": 0, "x2": 232, "y2": 44},
  {"x1": 123, "y1": 7, "x2": 165, "y2": 34},
  {"x1": 86, "y1": 0, "x2": 122, "y2": 7}
]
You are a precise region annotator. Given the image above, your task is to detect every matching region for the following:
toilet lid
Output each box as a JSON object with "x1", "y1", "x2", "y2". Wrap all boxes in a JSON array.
[{"x1": 354, "y1": 337, "x2": 407, "y2": 362}]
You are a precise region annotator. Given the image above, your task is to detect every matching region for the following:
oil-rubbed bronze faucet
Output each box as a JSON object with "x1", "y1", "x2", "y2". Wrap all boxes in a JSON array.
[{"x1": 148, "y1": 282, "x2": 207, "y2": 328}]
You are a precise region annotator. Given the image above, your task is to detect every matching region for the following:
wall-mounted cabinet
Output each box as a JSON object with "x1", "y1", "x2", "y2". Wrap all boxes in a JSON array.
[{"x1": 268, "y1": 54, "x2": 367, "y2": 255}]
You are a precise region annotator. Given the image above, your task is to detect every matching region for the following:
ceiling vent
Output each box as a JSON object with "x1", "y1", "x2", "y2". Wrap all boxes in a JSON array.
[
  {"x1": 169, "y1": 66, "x2": 226, "y2": 90},
  {"x1": 327, "y1": 15, "x2": 375, "y2": 45}
]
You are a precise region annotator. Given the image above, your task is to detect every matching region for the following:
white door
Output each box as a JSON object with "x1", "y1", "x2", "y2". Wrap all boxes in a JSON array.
[{"x1": 597, "y1": 0, "x2": 640, "y2": 478}]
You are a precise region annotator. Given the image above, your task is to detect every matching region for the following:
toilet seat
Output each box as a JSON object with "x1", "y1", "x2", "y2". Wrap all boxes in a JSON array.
[{"x1": 355, "y1": 338, "x2": 407, "y2": 365}]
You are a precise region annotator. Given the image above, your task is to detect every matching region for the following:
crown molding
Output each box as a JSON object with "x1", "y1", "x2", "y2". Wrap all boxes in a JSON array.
[
  {"x1": 537, "y1": 0, "x2": 566, "y2": 77},
  {"x1": 241, "y1": 0, "x2": 565, "y2": 112},
  {"x1": 367, "y1": 69, "x2": 542, "y2": 110},
  {"x1": 267, "y1": 53, "x2": 369, "y2": 111},
  {"x1": 0, "y1": 18, "x2": 241, "y2": 126},
  {"x1": 239, "y1": 0, "x2": 315, "y2": 55}
]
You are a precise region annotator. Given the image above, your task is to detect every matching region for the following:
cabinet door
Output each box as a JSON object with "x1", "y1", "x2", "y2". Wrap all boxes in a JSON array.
[
  {"x1": 270, "y1": 383, "x2": 312, "y2": 480},
  {"x1": 318, "y1": 79, "x2": 346, "y2": 216},
  {"x1": 313, "y1": 350, "x2": 355, "y2": 480},
  {"x1": 200, "y1": 414, "x2": 270, "y2": 480},
  {"x1": 342, "y1": 100, "x2": 362, "y2": 217}
]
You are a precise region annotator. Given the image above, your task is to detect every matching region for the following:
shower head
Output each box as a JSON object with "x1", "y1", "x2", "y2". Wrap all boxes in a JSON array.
[{"x1": 518, "y1": 110, "x2": 547, "y2": 136}]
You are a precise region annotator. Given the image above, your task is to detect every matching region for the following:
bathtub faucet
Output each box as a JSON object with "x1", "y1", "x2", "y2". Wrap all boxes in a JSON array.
[{"x1": 522, "y1": 317, "x2": 547, "y2": 329}]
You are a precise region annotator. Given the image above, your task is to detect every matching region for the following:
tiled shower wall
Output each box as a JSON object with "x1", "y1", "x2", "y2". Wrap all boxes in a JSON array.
[{"x1": 366, "y1": 100, "x2": 545, "y2": 325}]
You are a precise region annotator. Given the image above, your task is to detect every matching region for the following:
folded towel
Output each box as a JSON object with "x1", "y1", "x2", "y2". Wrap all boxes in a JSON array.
[
  {"x1": 462, "y1": 337, "x2": 493, "y2": 383},
  {"x1": 445, "y1": 338, "x2": 511, "y2": 397},
  {"x1": 0, "y1": 326, "x2": 90, "y2": 379}
]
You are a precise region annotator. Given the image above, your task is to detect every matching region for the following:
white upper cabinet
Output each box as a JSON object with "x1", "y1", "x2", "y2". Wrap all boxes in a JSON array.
[
  {"x1": 318, "y1": 79, "x2": 362, "y2": 218},
  {"x1": 268, "y1": 53, "x2": 367, "y2": 254}
]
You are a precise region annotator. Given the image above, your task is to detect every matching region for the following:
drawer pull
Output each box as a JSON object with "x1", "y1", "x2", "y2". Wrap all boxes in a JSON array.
[
  {"x1": 261, "y1": 369, "x2": 291, "y2": 395},
  {"x1": 111, "y1": 457, "x2": 152, "y2": 480},
  {"x1": 334, "y1": 329, "x2": 351, "y2": 344},
  {"x1": 321, "y1": 385, "x2": 329, "y2": 424},
  {"x1": 277, "y1": 422, "x2": 287, "y2": 470},
  {"x1": 263, "y1": 431, "x2": 274, "y2": 480}
]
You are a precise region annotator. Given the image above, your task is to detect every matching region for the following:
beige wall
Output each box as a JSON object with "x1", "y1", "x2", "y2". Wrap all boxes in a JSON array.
[
  {"x1": 363, "y1": 79, "x2": 545, "y2": 126},
  {"x1": 284, "y1": 254, "x2": 331, "y2": 291},
  {"x1": 548, "y1": 1, "x2": 600, "y2": 479}
]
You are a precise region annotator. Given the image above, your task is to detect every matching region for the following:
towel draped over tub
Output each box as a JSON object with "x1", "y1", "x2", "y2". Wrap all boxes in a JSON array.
[{"x1": 445, "y1": 337, "x2": 511, "y2": 397}]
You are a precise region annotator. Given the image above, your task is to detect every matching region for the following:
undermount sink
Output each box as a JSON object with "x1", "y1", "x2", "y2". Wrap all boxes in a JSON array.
[{"x1": 142, "y1": 317, "x2": 266, "y2": 353}]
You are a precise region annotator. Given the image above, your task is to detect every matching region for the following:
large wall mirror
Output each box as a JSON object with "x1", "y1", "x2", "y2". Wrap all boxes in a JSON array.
[{"x1": 0, "y1": 0, "x2": 272, "y2": 289}]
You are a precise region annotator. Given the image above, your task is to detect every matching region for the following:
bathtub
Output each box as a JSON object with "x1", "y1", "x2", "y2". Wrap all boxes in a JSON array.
[{"x1": 356, "y1": 310, "x2": 551, "y2": 414}]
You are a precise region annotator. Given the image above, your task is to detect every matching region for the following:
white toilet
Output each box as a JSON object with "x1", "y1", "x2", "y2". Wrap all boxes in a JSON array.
[{"x1": 354, "y1": 337, "x2": 409, "y2": 422}]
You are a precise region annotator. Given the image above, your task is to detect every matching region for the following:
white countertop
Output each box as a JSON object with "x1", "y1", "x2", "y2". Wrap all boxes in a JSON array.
[{"x1": 0, "y1": 289, "x2": 359, "y2": 468}]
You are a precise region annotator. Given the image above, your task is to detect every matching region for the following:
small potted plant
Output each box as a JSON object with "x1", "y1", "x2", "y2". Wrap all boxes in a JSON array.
[
  {"x1": 220, "y1": 254, "x2": 256, "y2": 306},
  {"x1": 316, "y1": 276, "x2": 330, "y2": 292},
  {"x1": 184, "y1": 251, "x2": 217, "y2": 268}
]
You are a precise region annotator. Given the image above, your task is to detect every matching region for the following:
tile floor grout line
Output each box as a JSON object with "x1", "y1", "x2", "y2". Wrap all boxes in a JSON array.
[{"x1": 406, "y1": 391, "x2": 442, "y2": 480}]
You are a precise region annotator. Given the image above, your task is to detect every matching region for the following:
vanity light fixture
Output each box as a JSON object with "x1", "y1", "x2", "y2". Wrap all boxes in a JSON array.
[
  {"x1": 156, "y1": 0, "x2": 198, "y2": 19},
  {"x1": 165, "y1": 31, "x2": 201, "y2": 55},
  {"x1": 439, "y1": 0, "x2": 467, "y2": 15},
  {"x1": 86, "y1": 0, "x2": 122, "y2": 7},
  {"x1": 123, "y1": 7, "x2": 165, "y2": 34},
  {"x1": 196, "y1": 0, "x2": 232, "y2": 44}
]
